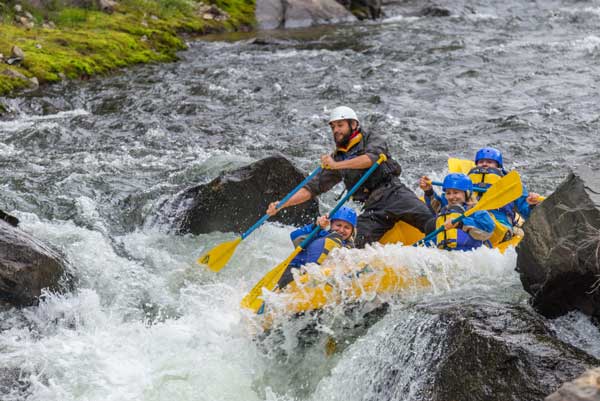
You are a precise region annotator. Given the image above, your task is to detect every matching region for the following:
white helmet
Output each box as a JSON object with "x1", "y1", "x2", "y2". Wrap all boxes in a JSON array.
[{"x1": 328, "y1": 106, "x2": 359, "y2": 124}]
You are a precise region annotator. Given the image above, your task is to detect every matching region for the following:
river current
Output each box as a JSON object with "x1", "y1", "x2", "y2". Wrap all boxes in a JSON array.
[{"x1": 1, "y1": 0, "x2": 600, "y2": 399}]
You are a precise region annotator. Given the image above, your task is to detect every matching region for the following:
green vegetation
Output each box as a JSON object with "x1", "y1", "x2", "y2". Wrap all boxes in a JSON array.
[{"x1": 0, "y1": 0, "x2": 256, "y2": 96}]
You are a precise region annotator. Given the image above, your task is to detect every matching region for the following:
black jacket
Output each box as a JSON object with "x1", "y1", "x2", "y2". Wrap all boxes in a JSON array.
[{"x1": 304, "y1": 129, "x2": 402, "y2": 203}]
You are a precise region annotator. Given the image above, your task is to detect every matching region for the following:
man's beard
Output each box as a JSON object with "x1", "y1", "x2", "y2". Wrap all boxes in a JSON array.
[{"x1": 335, "y1": 130, "x2": 352, "y2": 147}]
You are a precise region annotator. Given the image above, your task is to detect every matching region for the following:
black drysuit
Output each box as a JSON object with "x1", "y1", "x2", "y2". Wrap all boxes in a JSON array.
[{"x1": 304, "y1": 129, "x2": 435, "y2": 248}]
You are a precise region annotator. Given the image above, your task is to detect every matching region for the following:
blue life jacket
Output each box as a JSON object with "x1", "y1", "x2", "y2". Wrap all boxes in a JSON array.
[
  {"x1": 289, "y1": 224, "x2": 350, "y2": 267},
  {"x1": 277, "y1": 224, "x2": 352, "y2": 289}
]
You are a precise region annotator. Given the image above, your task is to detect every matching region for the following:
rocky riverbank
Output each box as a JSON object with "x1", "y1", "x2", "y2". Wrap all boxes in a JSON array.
[{"x1": 0, "y1": 0, "x2": 255, "y2": 99}]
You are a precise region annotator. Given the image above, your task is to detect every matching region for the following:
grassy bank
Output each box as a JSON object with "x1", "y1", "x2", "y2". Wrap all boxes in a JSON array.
[{"x1": 0, "y1": 0, "x2": 255, "y2": 97}]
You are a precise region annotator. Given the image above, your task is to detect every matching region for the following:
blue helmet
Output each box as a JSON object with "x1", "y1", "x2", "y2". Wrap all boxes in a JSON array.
[
  {"x1": 330, "y1": 206, "x2": 357, "y2": 227},
  {"x1": 442, "y1": 173, "x2": 473, "y2": 194},
  {"x1": 475, "y1": 147, "x2": 503, "y2": 167}
]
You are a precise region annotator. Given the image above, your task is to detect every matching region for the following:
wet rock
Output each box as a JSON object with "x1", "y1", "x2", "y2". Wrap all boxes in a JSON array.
[
  {"x1": 337, "y1": 0, "x2": 382, "y2": 19},
  {"x1": 157, "y1": 155, "x2": 320, "y2": 235},
  {"x1": 285, "y1": 0, "x2": 356, "y2": 28},
  {"x1": 29, "y1": 76, "x2": 39, "y2": 89},
  {"x1": 255, "y1": 0, "x2": 284, "y2": 29},
  {"x1": 7, "y1": 45, "x2": 25, "y2": 64},
  {"x1": 197, "y1": 4, "x2": 229, "y2": 21},
  {"x1": 417, "y1": 5, "x2": 451, "y2": 17},
  {"x1": 517, "y1": 167, "x2": 600, "y2": 320},
  {"x1": 98, "y1": 0, "x2": 117, "y2": 13},
  {"x1": 0, "y1": 210, "x2": 19, "y2": 227},
  {"x1": 382, "y1": 0, "x2": 452, "y2": 18},
  {"x1": 360, "y1": 300, "x2": 598, "y2": 401},
  {"x1": 1, "y1": 68, "x2": 28, "y2": 81},
  {"x1": 256, "y1": 0, "x2": 357, "y2": 30},
  {"x1": 11, "y1": 46, "x2": 25, "y2": 60},
  {"x1": 546, "y1": 367, "x2": 600, "y2": 401},
  {"x1": 42, "y1": 20, "x2": 56, "y2": 29},
  {"x1": 0, "y1": 220, "x2": 70, "y2": 306}
]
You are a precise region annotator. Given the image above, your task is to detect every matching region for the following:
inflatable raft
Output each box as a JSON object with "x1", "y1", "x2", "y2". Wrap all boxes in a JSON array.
[{"x1": 257, "y1": 219, "x2": 522, "y2": 318}]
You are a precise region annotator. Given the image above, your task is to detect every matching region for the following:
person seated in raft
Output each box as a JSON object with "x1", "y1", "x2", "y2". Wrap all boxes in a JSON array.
[
  {"x1": 467, "y1": 147, "x2": 541, "y2": 243},
  {"x1": 418, "y1": 173, "x2": 495, "y2": 251},
  {"x1": 276, "y1": 206, "x2": 357, "y2": 289}
]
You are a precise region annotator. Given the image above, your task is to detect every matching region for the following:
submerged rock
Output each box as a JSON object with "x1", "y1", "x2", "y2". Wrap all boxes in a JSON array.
[
  {"x1": 382, "y1": 0, "x2": 452, "y2": 18},
  {"x1": 0, "y1": 209, "x2": 19, "y2": 227},
  {"x1": 0, "y1": 220, "x2": 69, "y2": 306},
  {"x1": 158, "y1": 155, "x2": 320, "y2": 235},
  {"x1": 546, "y1": 367, "x2": 600, "y2": 401},
  {"x1": 517, "y1": 167, "x2": 600, "y2": 320}
]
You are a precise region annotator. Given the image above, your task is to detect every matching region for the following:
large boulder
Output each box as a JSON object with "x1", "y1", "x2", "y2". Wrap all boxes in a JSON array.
[
  {"x1": 517, "y1": 167, "x2": 600, "y2": 319},
  {"x1": 0, "y1": 221, "x2": 69, "y2": 306},
  {"x1": 256, "y1": 0, "x2": 357, "y2": 30},
  {"x1": 546, "y1": 367, "x2": 600, "y2": 401},
  {"x1": 158, "y1": 155, "x2": 320, "y2": 235},
  {"x1": 424, "y1": 301, "x2": 597, "y2": 401},
  {"x1": 325, "y1": 300, "x2": 598, "y2": 401}
]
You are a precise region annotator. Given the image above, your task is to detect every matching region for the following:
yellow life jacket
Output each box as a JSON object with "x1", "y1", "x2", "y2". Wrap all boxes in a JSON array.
[
  {"x1": 336, "y1": 132, "x2": 363, "y2": 153},
  {"x1": 468, "y1": 167, "x2": 503, "y2": 190},
  {"x1": 315, "y1": 236, "x2": 345, "y2": 264},
  {"x1": 435, "y1": 210, "x2": 462, "y2": 249},
  {"x1": 435, "y1": 204, "x2": 490, "y2": 251}
]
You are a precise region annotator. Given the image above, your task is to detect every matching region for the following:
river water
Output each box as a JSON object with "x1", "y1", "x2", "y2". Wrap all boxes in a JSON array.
[{"x1": 1, "y1": 0, "x2": 600, "y2": 399}]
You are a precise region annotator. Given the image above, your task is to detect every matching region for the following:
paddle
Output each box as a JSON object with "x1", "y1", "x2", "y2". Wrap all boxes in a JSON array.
[
  {"x1": 197, "y1": 166, "x2": 323, "y2": 272},
  {"x1": 417, "y1": 170, "x2": 523, "y2": 247},
  {"x1": 442, "y1": 161, "x2": 546, "y2": 201},
  {"x1": 448, "y1": 158, "x2": 475, "y2": 174},
  {"x1": 241, "y1": 154, "x2": 388, "y2": 314},
  {"x1": 429, "y1": 180, "x2": 545, "y2": 201}
]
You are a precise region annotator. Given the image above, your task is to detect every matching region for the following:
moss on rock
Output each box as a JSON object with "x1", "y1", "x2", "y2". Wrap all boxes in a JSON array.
[{"x1": 0, "y1": 0, "x2": 256, "y2": 96}]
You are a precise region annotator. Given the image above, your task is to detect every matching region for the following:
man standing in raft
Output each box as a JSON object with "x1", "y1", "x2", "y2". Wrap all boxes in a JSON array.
[{"x1": 267, "y1": 106, "x2": 435, "y2": 248}]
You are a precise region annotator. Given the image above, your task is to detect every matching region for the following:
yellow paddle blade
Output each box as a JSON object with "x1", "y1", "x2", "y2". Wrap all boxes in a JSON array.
[
  {"x1": 197, "y1": 237, "x2": 242, "y2": 272},
  {"x1": 448, "y1": 158, "x2": 475, "y2": 174},
  {"x1": 466, "y1": 171, "x2": 523, "y2": 216},
  {"x1": 241, "y1": 246, "x2": 303, "y2": 313}
]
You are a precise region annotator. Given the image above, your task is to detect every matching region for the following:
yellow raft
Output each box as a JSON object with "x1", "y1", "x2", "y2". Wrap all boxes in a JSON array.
[{"x1": 260, "y1": 220, "x2": 522, "y2": 318}]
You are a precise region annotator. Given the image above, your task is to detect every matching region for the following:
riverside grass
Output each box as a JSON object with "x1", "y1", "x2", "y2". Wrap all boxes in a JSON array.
[{"x1": 0, "y1": 0, "x2": 255, "y2": 96}]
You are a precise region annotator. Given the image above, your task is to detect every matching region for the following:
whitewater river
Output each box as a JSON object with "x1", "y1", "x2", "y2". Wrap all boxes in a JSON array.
[{"x1": 1, "y1": 0, "x2": 600, "y2": 399}]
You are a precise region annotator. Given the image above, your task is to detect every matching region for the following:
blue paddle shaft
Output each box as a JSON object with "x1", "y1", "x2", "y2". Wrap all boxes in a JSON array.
[
  {"x1": 298, "y1": 155, "x2": 386, "y2": 249},
  {"x1": 431, "y1": 181, "x2": 485, "y2": 193},
  {"x1": 240, "y1": 166, "x2": 322, "y2": 240}
]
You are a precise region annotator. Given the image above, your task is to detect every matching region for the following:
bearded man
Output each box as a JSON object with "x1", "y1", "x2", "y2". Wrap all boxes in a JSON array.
[{"x1": 267, "y1": 106, "x2": 434, "y2": 247}]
